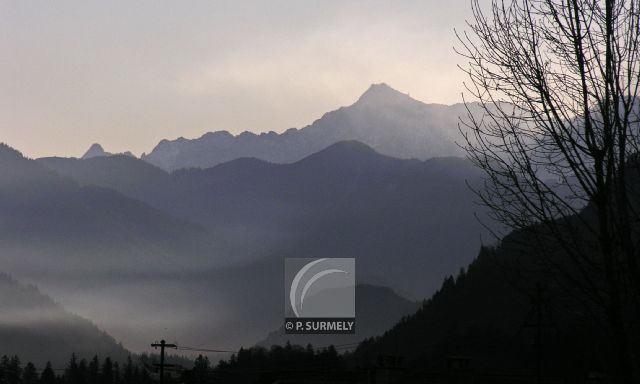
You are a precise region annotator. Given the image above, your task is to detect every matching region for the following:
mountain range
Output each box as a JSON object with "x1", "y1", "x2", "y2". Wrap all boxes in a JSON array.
[
  {"x1": 139, "y1": 84, "x2": 477, "y2": 171},
  {"x1": 40, "y1": 140, "x2": 493, "y2": 298},
  {"x1": 34, "y1": 139, "x2": 495, "y2": 354},
  {"x1": 0, "y1": 143, "x2": 226, "y2": 277},
  {"x1": 0, "y1": 139, "x2": 462, "y2": 355}
]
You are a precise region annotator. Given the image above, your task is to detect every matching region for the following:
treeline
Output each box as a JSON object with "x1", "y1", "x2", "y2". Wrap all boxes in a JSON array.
[
  {"x1": 189, "y1": 342, "x2": 348, "y2": 384},
  {"x1": 0, "y1": 354, "x2": 153, "y2": 384},
  {"x1": 0, "y1": 343, "x2": 350, "y2": 384}
]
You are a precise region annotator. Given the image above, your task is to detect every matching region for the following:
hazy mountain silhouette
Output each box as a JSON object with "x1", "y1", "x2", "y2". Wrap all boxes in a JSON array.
[
  {"x1": 36, "y1": 141, "x2": 496, "y2": 350},
  {"x1": 141, "y1": 84, "x2": 476, "y2": 171},
  {"x1": 135, "y1": 258, "x2": 420, "y2": 357},
  {"x1": 259, "y1": 284, "x2": 418, "y2": 349},
  {"x1": 0, "y1": 271, "x2": 128, "y2": 367},
  {"x1": 40, "y1": 154, "x2": 170, "y2": 199},
  {"x1": 0, "y1": 143, "x2": 223, "y2": 274},
  {"x1": 40, "y1": 140, "x2": 493, "y2": 298}
]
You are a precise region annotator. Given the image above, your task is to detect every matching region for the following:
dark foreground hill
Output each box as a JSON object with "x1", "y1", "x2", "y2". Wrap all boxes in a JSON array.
[
  {"x1": 348, "y1": 234, "x2": 632, "y2": 383},
  {"x1": 201, "y1": 233, "x2": 632, "y2": 383}
]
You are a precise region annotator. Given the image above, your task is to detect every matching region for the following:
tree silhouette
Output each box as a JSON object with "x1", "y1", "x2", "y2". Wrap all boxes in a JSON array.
[
  {"x1": 458, "y1": 0, "x2": 640, "y2": 382},
  {"x1": 87, "y1": 356, "x2": 99, "y2": 384},
  {"x1": 101, "y1": 357, "x2": 113, "y2": 384},
  {"x1": 77, "y1": 359, "x2": 88, "y2": 384},
  {"x1": 22, "y1": 363, "x2": 37, "y2": 384},
  {"x1": 112, "y1": 361, "x2": 121, "y2": 384},
  {"x1": 40, "y1": 362, "x2": 56, "y2": 384},
  {"x1": 192, "y1": 355, "x2": 211, "y2": 384},
  {"x1": 64, "y1": 354, "x2": 81, "y2": 384},
  {"x1": 122, "y1": 356, "x2": 134, "y2": 384}
]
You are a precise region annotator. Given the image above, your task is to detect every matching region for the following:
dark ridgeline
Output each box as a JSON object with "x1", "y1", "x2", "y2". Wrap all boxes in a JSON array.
[{"x1": 139, "y1": 83, "x2": 477, "y2": 171}]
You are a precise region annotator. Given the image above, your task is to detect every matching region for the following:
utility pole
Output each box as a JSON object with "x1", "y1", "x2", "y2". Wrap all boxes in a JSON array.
[{"x1": 151, "y1": 340, "x2": 177, "y2": 384}]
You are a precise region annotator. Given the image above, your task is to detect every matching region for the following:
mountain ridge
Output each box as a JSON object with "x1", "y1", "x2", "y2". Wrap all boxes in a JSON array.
[{"x1": 140, "y1": 83, "x2": 477, "y2": 171}]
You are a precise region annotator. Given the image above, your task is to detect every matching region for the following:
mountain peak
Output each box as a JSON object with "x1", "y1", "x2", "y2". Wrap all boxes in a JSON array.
[
  {"x1": 82, "y1": 143, "x2": 110, "y2": 159},
  {"x1": 355, "y1": 83, "x2": 413, "y2": 106}
]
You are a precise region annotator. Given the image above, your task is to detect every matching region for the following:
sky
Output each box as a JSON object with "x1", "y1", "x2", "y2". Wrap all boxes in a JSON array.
[{"x1": 1, "y1": 0, "x2": 478, "y2": 158}]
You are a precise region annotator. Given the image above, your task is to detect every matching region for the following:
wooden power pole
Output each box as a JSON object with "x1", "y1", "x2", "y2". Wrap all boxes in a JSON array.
[{"x1": 151, "y1": 340, "x2": 177, "y2": 384}]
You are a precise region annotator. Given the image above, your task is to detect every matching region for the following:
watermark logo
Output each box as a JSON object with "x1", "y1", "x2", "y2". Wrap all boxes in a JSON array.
[{"x1": 284, "y1": 258, "x2": 355, "y2": 334}]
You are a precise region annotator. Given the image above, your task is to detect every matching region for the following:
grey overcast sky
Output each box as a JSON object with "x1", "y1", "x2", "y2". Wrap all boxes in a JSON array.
[{"x1": 1, "y1": 0, "x2": 478, "y2": 158}]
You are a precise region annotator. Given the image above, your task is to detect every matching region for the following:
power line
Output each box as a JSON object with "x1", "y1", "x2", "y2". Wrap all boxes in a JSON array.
[
  {"x1": 173, "y1": 340, "x2": 364, "y2": 355},
  {"x1": 175, "y1": 346, "x2": 235, "y2": 354}
]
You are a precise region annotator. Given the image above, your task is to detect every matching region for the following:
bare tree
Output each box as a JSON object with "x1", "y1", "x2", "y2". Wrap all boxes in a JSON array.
[{"x1": 457, "y1": 0, "x2": 640, "y2": 381}]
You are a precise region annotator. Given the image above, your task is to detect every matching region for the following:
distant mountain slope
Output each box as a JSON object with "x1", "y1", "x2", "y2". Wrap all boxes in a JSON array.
[
  {"x1": 259, "y1": 284, "x2": 418, "y2": 349},
  {"x1": 0, "y1": 143, "x2": 222, "y2": 275},
  {"x1": 39, "y1": 141, "x2": 493, "y2": 298},
  {"x1": 0, "y1": 143, "x2": 230, "y2": 351},
  {"x1": 39, "y1": 154, "x2": 170, "y2": 198},
  {"x1": 140, "y1": 84, "x2": 476, "y2": 171},
  {"x1": 0, "y1": 272, "x2": 128, "y2": 367}
]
